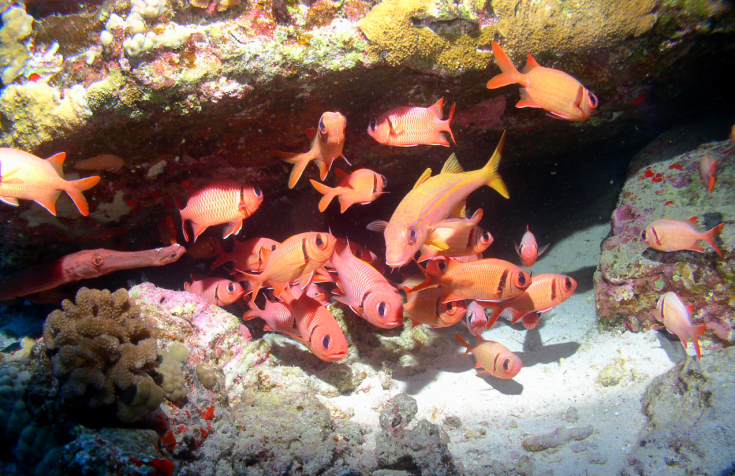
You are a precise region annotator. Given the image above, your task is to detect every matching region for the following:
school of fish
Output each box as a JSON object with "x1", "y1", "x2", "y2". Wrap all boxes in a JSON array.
[{"x1": 0, "y1": 41, "x2": 720, "y2": 372}]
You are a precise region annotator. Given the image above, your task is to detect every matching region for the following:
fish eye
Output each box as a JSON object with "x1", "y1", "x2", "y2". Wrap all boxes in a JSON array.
[
  {"x1": 322, "y1": 335, "x2": 331, "y2": 349},
  {"x1": 315, "y1": 234, "x2": 325, "y2": 248},
  {"x1": 502, "y1": 359, "x2": 511, "y2": 372},
  {"x1": 381, "y1": 175, "x2": 387, "y2": 188},
  {"x1": 406, "y1": 226, "x2": 417, "y2": 245},
  {"x1": 518, "y1": 273, "x2": 527, "y2": 286},
  {"x1": 253, "y1": 187, "x2": 262, "y2": 197},
  {"x1": 271, "y1": 244, "x2": 277, "y2": 250},
  {"x1": 481, "y1": 231, "x2": 491, "y2": 243},
  {"x1": 93, "y1": 255, "x2": 104, "y2": 266},
  {"x1": 468, "y1": 313, "x2": 475, "y2": 324},
  {"x1": 227, "y1": 282, "x2": 236, "y2": 292},
  {"x1": 565, "y1": 277, "x2": 572, "y2": 289},
  {"x1": 378, "y1": 302, "x2": 387, "y2": 317},
  {"x1": 446, "y1": 301, "x2": 455, "y2": 311},
  {"x1": 438, "y1": 259, "x2": 448, "y2": 272},
  {"x1": 589, "y1": 92, "x2": 599, "y2": 108},
  {"x1": 641, "y1": 231, "x2": 647, "y2": 240},
  {"x1": 369, "y1": 118, "x2": 377, "y2": 131},
  {"x1": 319, "y1": 119, "x2": 326, "y2": 133}
]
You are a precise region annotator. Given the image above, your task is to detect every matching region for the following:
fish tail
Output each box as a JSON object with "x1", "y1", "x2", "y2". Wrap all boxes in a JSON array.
[
  {"x1": 703, "y1": 223, "x2": 724, "y2": 258},
  {"x1": 242, "y1": 299, "x2": 262, "y2": 320},
  {"x1": 454, "y1": 333, "x2": 472, "y2": 357},
  {"x1": 692, "y1": 325, "x2": 706, "y2": 359},
  {"x1": 444, "y1": 102, "x2": 457, "y2": 145},
  {"x1": 310, "y1": 179, "x2": 337, "y2": 212},
  {"x1": 274, "y1": 151, "x2": 312, "y2": 189},
  {"x1": 481, "y1": 132, "x2": 509, "y2": 199},
  {"x1": 486, "y1": 42, "x2": 524, "y2": 89},
  {"x1": 64, "y1": 175, "x2": 101, "y2": 216}
]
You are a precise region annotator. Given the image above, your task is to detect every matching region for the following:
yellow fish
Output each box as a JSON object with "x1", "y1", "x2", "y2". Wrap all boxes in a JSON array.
[{"x1": 368, "y1": 133, "x2": 508, "y2": 267}]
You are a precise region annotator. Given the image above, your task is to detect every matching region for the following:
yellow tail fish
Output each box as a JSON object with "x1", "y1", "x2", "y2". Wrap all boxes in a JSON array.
[{"x1": 368, "y1": 133, "x2": 508, "y2": 268}]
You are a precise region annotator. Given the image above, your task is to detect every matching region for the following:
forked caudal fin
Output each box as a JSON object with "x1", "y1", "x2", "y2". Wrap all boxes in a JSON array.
[
  {"x1": 703, "y1": 223, "x2": 724, "y2": 258},
  {"x1": 486, "y1": 42, "x2": 525, "y2": 90},
  {"x1": 63, "y1": 175, "x2": 101, "y2": 216},
  {"x1": 481, "y1": 132, "x2": 509, "y2": 199},
  {"x1": 454, "y1": 333, "x2": 473, "y2": 357},
  {"x1": 310, "y1": 179, "x2": 337, "y2": 212}
]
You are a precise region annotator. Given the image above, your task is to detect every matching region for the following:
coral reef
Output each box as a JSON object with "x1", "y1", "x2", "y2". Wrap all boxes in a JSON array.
[
  {"x1": 594, "y1": 131, "x2": 734, "y2": 344},
  {"x1": 0, "y1": 7, "x2": 33, "y2": 84}
]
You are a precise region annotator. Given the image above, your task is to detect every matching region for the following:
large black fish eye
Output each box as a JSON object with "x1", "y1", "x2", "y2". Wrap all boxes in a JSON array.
[
  {"x1": 322, "y1": 335, "x2": 331, "y2": 349},
  {"x1": 93, "y1": 255, "x2": 104, "y2": 266},
  {"x1": 438, "y1": 259, "x2": 448, "y2": 271},
  {"x1": 502, "y1": 359, "x2": 511, "y2": 371},
  {"x1": 406, "y1": 226, "x2": 417, "y2": 244},
  {"x1": 227, "y1": 282, "x2": 236, "y2": 292},
  {"x1": 253, "y1": 186, "x2": 262, "y2": 197},
  {"x1": 446, "y1": 301, "x2": 454, "y2": 311},
  {"x1": 319, "y1": 119, "x2": 326, "y2": 133},
  {"x1": 641, "y1": 231, "x2": 647, "y2": 240},
  {"x1": 518, "y1": 273, "x2": 527, "y2": 286},
  {"x1": 378, "y1": 302, "x2": 387, "y2": 317},
  {"x1": 468, "y1": 313, "x2": 475, "y2": 324},
  {"x1": 315, "y1": 234, "x2": 325, "y2": 247},
  {"x1": 369, "y1": 118, "x2": 377, "y2": 131},
  {"x1": 565, "y1": 277, "x2": 572, "y2": 289},
  {"x1": 381, "y1": 175, "x2": 387, "y2": 188},
  {"x1": 589, "y1": 92, "x2": 599, "y2": 108},
  {"x1": 482, "y1": 231, "x2": 491, "y2": 242}
]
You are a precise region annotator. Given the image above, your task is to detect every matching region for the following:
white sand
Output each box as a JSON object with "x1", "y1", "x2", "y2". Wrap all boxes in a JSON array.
[{"x1": 330, "y1": 223, "x2": 688, "y2": 474}]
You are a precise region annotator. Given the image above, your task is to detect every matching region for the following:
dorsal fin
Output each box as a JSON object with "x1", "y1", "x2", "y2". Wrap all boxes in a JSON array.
[
  {"x1": 45, "y1": 152, "x2": 66, "y2": 177},
  {"x1": 687, "y1": 216, "x2": 697, "y2": 224},
  {"x1": 440, "y1": 154, "x2": 464, "y2": 175},
  {"x1": 522, "y1": 53, "x2": 541, "y2": 74},
  {"x1": 469, "y1": 208, "x2": 484, "y2": 224},
  {"x1": 428, "y1": 97, "x2": 445, "y2": 118},
  {"x1": 366, "y1": 220, "x2": 388, "y2": 232},
  {"x1": 413, "y1": 168, "x2": 433, "y2": 190},
  {"x1": 335, "y1": 169, "x2": 348, "y2": 181}
]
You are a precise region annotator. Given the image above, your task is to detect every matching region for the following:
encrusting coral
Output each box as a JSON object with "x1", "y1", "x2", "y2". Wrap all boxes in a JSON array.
[{"x1": 42, "y1": 287, "x2": 160, "y2": 416}]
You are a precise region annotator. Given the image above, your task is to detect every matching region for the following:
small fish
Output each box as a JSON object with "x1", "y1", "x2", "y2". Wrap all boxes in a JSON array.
[
  {"x1": 699, "y1": 152, "x2": 717, "y2": 193},
  {"x1": 407, "y1": 256, "x2": 531, "y2": 304},
  {"x1": 367, "y1": 134, "x2": 508, "y2": 268},
  {"x1": 178, "y1": 181, "x2": 263, "y2": 243},
  {"x1": 273, "y1": 112, "x2": 349, "y2": 189},
  {"x1": 329, "y1": 239, "x2": 403, "y2": 329},
  {"x1": 243, "y1": 297, "x2": 298, "y2": 335},
  {"x1": 367, "y1": 98, "x2": 456, "y2": 147},
  {"x1": 486, "y1": 42, "x2": 598, "y2": 121},
  {"x1": 211, "y1": 237, "x2": 280, "y2": 272},
  {"x1": 241, "y1": 232, "x2": 337, "y2": 301},
  {"x1": 480, "y1": 274, "x2": 577, "y2": 329},
  {"x1": 514, "y1": 225, "x2": 549, "y2": 267},
  {"x1": 184, "y1": 277, "x2": 245, "y2": 306},
  {"x1": 465, "y1": 301, "x2": 488, "y2": 336},
  {"x1": 641, "y1": 217, "x2": 724, "y2": 258},
  {"x1": 656, "y1": 291, "x2": 706, "y2": 359},
  {"x1": 310, "y1": 168, "x2": 387, "y2": 213},
  {"x1": 417, "y1": 209, "x2": 493, "y2": 261},
  {"x1": 730, "y1": 125, "x2": 735, "y2": 144},
  {"x1": 401, "y1": 276, "x2": 467, "y2": 328},
  {"x1": 455, "y1": 333, "x2": 522, "y2": 379},
  {"x1": 0, "y1": 148, "x2": 100, "y2": 216},
  {"x1": 279, "y1": 286, "x2": 348, "y2": 362}
]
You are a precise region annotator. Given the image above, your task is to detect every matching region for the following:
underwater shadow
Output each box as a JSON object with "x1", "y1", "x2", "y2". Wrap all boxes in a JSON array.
[
  {"x1": 655, "y1": 331, "x2": 688, "y2": 364},
  {"x1": 514, "y1": 328, "x2": 581, "y2": 368}
]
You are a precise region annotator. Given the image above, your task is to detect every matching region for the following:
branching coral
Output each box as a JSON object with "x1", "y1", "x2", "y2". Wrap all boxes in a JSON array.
[{"x1": 43, "y1": 287, "x2": 159, "y2": 411}]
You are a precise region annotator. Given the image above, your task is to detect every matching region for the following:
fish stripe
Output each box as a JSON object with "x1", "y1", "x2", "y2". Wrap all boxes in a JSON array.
[
  {"x1": 301, "y1": 238, "x2": 310, "y2": 263},
  {"x1": 651, "y1": 226, "x2": 662, "y2": 246},
  {"x1": 550, "y1": 279, "x2": 557, "y2": 302},
  {"x1": 497, "y1": 269, "x2": 509, "y2": 295}
]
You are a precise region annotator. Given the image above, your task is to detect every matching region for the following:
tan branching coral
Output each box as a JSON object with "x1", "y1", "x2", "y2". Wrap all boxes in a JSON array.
[{"x1": 43, "y1": 288, "x2": 159, "y2": 410}]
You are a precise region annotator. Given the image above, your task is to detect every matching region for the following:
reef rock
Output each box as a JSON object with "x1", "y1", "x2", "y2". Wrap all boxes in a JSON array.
[{"x1": 594, "y1": 128, "x2": 735, "y2": 346}]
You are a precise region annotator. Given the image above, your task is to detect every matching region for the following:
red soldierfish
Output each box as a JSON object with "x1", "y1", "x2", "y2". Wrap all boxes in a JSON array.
[
  {"x1": 0, "y1": 148, "x2": 100, "y2": 216},
  {"x1": 211, "y1": 237, "x2": 280, "y2": 272},
  {"x1": 178, "y1": 181, "x2": 263, "y2": 243},
  {"x1": 699, "y1": 152, "x2": 717, "y2": 193},
  {"x1": 486, "y1": 42, "x2": 598, "y2": 121},
  {"x1": 403, "y1": 279, "x2": 467, "y2": 328},
  {"x1": 514, "y1": 225, "x2": 549, "y2": 267},
  {"x1": 465, "y1": 300, "x2": 489, "y2": 336},
  {"x1": 641, "y1": 217, "x2": 724, "y2": 258},
  {"x1": 243, "y1": 297, "x2": 298, "y2": 335},
  {"x1": 184, "y1": 277, "x2": 245, "y2": 306},
  {"x1": 310, "y1": 168, "x2": 387, "y2": 213},
  {"x1": 367, "y1": 98, "x2": 457, "y2": 147},
  {"x1": 241, "y1": 232, "x2": 337, "y2": 302},
  {"x1": 455, "y1": 333, "x2": 522, "y2": 379},
  {"x1": 367, "y1": 134, "x2": 508, "y2": 268},
  {"x1": 417, "y1": 208, "x2": 493, "y2": 262},
  {"x1": 279, "y1": 286, "x2": 348, "y2": 362},
  {"x1": 329, "y1": 239, "x2": 403, "y2": 329},
  {"x1": 274, "y1": 112, "x2": 349, "y2": 189},
  {"x1": 407, "y1": 256, "x2": 531, "y2": 304},
  {"x1": 480, "y1": 273, "x2": 577, "y2": 330},
  {"x1": 656, "y1": 291, "x2": 706, "y2": 359}
]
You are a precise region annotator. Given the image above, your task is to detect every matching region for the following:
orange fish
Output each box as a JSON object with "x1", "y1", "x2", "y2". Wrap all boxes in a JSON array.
[
  {"x1": 656, "y1": 291, "x2": 705, "y2": 359},
  {"x1": 641, "y1": 217, "x2": 723, "y2": 258},
  {"x1": 241, "y1": 232, "x2": 337, "y2": 301},
  {"x1": 455, "y1": 334, "x2": 522, "y2": 379},
  {"x1": 211, "y1": 237, "x2": 280, "y2": 272},
  {"x1": 0, "y1": 148, "x2": 100, "y2": 216},
  {"x1": 465, "y1": 300, "x2": 488, "y2": 336},
  {"x1": 417, "y1": 209, "x2": 493, "y2": 261},
  {"x1": 243, "y1": 296, "x2": 298, "y2": 334},
  {"x1": 486, "y1": 42, "x2": 598, "y2": 121},
  {"x1": 279, "y1": 286, "x2": 348, "y2": 362},
  {"x1": 330, "y1": 239, "x2": 403, "y2": 329},
  {"x1": 310, "y1": 168, "x2": 387, "y2": 213},
  {"x1": 730, "y1": 125, "x2": 735, "y2": 144},
  {"x1": 514, "y1": 225, "x2": 549, "y2": 268},
  {"x1": 407, "y1": 257, "x2": 531, "y2": 304},
  {"x1": 273, "y1": 112, "x2": 349, "y2": 189},
  {"x1": 178, "y1": 181, "x2": 263, "y2": 243},
  {"x1": 480, "y1": 273, "x2": 577, "y2": 329},
  {"x1": 367, "y1": 134, "x2": 508, "y2": 268},
  {"x1": 699, "y1": 152, "x2": 717, "y2": 193},
  {"x1": 402, "y1": 277, "x2": 467, "y2": 328},
  {"x1": 367, "y1": 98, "x2": 456, "y2": 147},
  {"x1": 184, "y1": 277, "x2": 245, "y2": 306}
]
